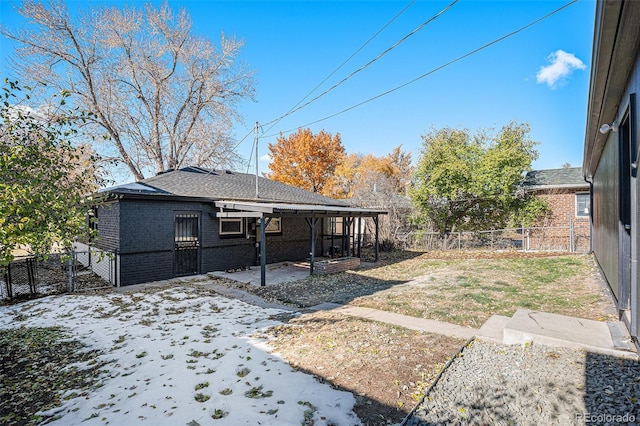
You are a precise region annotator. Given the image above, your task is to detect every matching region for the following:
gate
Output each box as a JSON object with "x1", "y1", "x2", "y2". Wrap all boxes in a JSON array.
[{"x1": 174, "y1": 214, "x2": 200, "y2": 276}]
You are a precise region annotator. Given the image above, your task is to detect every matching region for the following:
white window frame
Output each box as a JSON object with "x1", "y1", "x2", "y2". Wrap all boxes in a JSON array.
[
  {"x1": 575, "y1": 192, "x2": 590, "y2": 217},
  {"x1": 265, "y1": 217, "x2": 282, "y2": 234},
  {"x1": 219, "y1": 218, "x2": 244, "y2": 236}
]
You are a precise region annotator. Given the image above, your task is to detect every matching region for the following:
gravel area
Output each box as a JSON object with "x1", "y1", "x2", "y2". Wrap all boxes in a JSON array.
[{"x1": 404, "y1": 340, "x2": 640, "y2": 426}]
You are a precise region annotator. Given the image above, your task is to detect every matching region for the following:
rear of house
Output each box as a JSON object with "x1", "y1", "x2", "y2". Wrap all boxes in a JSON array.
[
  {"x1": 90, "y1": 167, "x2": 384, "y2": 286},
  {"x1": 583, "y1": 0, "x2": 640, "y2": 343}
]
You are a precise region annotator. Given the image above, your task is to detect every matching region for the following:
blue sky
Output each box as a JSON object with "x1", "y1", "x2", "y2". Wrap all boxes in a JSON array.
[{"x1": 1, "y1": 0, "x2": 595, "y2": 179}]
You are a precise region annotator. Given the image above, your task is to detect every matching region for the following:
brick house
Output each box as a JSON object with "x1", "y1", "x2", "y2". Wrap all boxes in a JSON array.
[
  {"x1": 87, "y1": 167, "x2": 385, "y2": 286},
  {"x1": 522, "y1": 167, "x2": 590, "y2": 252}
]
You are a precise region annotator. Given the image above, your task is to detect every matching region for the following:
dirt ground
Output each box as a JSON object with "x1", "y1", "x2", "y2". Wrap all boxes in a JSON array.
[{"x1": 262, "y1": 311, "x2": 465, "y2": 425}]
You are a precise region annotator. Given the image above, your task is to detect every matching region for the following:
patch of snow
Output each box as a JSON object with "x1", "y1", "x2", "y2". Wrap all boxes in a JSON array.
[{"x1": 0, "y1": 287, "x2": 361, "y2": 425}]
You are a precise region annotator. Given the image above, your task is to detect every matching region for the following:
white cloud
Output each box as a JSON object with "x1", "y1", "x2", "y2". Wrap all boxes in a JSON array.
[
  {"x1": 536, "y1": 50, "x2": 586, "y2": 88},
  {"x1": 259, "y1": 153, "x2": 271, "y2": 162}
]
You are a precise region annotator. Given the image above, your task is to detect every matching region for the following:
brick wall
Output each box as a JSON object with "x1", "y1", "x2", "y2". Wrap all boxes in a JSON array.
[
  {"x1": 94, "y1": 201, "x2": 120, "y2": 251},
  {"x1": 528, "y1": 188, "x2": 591, "y2": 252},
  {"x1": 263, "y1": 217, "x2": 322, "y2": 264},
  {"x1": 103, "y1": 198, "x2": 329, "y2": 285},
  {"x1": 534, "y1": 189, "x2": 589, "y2": 227}
]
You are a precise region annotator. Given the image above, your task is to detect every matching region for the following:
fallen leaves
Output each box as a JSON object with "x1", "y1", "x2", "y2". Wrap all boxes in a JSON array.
[{"x1": 0, "y1": 326, "x2": 109, "y2": 425}]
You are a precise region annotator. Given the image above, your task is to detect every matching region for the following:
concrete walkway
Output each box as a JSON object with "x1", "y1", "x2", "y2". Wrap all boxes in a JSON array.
[
  {"x1": 308, "y1": 303, "x2": 477, "y2": 340},
  {"x1": 307, "y1": 304, "x2": 637, "y2": 359}
]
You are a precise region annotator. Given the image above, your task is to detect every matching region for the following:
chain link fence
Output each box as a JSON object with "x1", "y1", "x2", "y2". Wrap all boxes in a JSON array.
[
  {"x1": 400, "y1": 224, "x2": 590, "y2": 253},
  {"x1": 1, "y1": 245, "x2": 118, "y2": 303}
]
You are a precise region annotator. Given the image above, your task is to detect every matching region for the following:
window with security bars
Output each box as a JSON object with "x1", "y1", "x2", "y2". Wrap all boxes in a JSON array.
[{"x1": 175, "y1": 214, "x2": 199, "y2": 241}]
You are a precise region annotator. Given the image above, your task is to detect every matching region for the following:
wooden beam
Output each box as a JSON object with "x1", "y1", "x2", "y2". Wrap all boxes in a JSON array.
[
  {"x1": 215, "y1": 211, "x2": 263, "y2": 218},
  {"x1": 215, "y1": 201, "x2": 274, "y2": 213}
]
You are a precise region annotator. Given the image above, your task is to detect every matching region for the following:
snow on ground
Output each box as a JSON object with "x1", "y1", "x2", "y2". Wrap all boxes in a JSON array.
[{"x1": 0, "y1": 285, "x2": 361, "y2": 425}]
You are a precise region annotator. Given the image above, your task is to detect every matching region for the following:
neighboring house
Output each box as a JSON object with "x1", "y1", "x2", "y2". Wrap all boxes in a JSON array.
[
  {"x1": 583, "y1": 1, "x2": 640, "y2": 343},
  {"x1": 89, "y1": 166, "x2": 385, "y2": 286},
  {"x1": 522, "y1": 167, "x2": 590, "y2": 252}
]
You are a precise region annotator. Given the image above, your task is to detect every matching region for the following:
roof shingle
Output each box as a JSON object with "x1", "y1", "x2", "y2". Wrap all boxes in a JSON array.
[
  {"x1": 523, "y1": 167, "x2": 589, "y2": 190},
  {"x1": 103, "y1": 167, "x2": 349, "y2": 206}
]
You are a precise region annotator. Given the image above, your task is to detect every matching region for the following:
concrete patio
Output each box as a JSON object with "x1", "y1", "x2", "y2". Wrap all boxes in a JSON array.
[{"x1": 209, "y1": 261, "x2": 312, "y2": 286}]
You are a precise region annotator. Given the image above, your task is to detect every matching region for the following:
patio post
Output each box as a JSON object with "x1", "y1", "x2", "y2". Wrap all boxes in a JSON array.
[
  {"x1": 306, "y1": 216, "x2": 319, "y2": 275},
  {"x1": 260, "y1": 216, "x2": 272, "y2": 287},
  {"x1": 374, "y1": 216, "x2": 380, "y2": 262}
]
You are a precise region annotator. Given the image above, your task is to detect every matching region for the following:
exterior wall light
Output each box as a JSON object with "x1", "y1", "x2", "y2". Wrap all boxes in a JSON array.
[{"x1": 599, "y1": 121, "x2": 618, "y2": 134}]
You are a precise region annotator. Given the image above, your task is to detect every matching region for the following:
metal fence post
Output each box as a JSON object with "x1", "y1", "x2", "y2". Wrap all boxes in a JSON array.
[
  {"x1": 67, "y1": 252, "x2": 74, "y2": 292},
  {"x1": 569, "y1": 215, "x2": 575, "y2": 253},
  {"x1": 114, "y1": 249, "x2": 119, "y2": 288}
]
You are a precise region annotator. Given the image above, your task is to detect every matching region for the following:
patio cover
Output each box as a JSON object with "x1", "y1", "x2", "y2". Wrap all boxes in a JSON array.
[{"x1": 214, "y1": 200, "x2": 387, "y2": 286}]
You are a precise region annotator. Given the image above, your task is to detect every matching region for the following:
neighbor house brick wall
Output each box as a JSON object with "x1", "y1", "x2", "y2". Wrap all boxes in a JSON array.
[
  {"x1": 534, "y1": 189, "x2": 589, "y2": 227},
  {"x1": 527, "y1": 188, "x2": 590, "y2": 252}
]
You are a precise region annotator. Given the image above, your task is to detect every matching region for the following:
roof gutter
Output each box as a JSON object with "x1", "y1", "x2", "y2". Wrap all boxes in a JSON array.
[{"x1": 583, "y1": 0, "x2": 640, "y2": 178}]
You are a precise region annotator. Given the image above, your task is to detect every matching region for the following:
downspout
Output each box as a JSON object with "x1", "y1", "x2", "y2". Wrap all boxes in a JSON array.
[{"x1": 584, "y1": 174, "x2": 594, "y2": 253}]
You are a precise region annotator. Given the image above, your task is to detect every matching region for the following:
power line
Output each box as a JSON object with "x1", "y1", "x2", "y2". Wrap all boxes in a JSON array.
[
  {"x1": 263, "y1": 0, "x2": 456, "y2": 129},
  {"x1": 261, "y1": 0, "x2": 416, "y2": 134},
  {"x1": 265, "y1": 0, "x2": 416, "y2": 132},
  {"x1": 266, "y1": 0, "x2": 577, "y2": 138}
]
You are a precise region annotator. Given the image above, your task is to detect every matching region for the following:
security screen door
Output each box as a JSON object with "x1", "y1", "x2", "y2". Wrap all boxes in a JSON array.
[{"x1": 174, "y1": 214, "x2": 200, "y2": 276}]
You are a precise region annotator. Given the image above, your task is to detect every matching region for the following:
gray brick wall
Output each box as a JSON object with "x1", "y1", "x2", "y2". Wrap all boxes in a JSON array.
[
  {"x1": 106, "y1": 198, "x2": 329, "y2": 285},
  {"x1": 119, "y1": 251, "x2": 174, "y2": 286},
  {"x1": 264, "y1": 217, "x2": 322, "y2": 263},
  {"x1": 94, "y1": 201, "x2": 120, "y2": 251}
]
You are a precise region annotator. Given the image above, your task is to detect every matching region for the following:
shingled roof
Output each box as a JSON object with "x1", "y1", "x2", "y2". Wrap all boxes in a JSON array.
[
  {"x1": 522, "y1": 167, "x2": 589, "y2": 190},
  {"x1": 102, "y1": 166, "x2": 349, "y2": 206}
]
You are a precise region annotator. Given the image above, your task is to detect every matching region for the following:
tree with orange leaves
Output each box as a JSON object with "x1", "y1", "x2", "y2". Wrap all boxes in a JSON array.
[
  {"x1": 267, "y1": 128, "x2": 345, "y2": 193},
  {"x1": 324, "y1": 146, "x2": 412, "y2": 199}
]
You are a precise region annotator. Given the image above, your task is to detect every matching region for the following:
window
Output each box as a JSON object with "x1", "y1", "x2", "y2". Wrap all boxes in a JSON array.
[
  {"x1": 265, "y1": 217, "x2": 281, "y2": 234},
  {"x1": 575, "y1": 193, "x2": 589, "y2": 217},
  {"x1": 330, "y1": 217, "x2": 344, "y2": 234},
  {"x1": 175, "y1": 214, "x2": 199, "y2": 241},
  {"x1": 220, "y1": 218, "x2": 243, "y2": 236}
]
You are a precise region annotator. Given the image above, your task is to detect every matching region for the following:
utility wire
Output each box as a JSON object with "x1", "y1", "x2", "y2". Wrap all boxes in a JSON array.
[
  {"x1": 246, "y1": 137, "x2": 255, "y2": 174},
  {"x1": 263, "y1": 0, "x2": 456, "y2": 128},
  {"x1": 262, "y1": 0, "x2": 417, "y2": 134},
  {"x1": 266, "y1": 0, "x2": 577, "y2": 138}
]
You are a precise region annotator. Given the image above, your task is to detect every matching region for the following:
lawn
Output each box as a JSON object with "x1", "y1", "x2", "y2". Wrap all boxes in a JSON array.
[
  {"x1": 242, "y1": 251, "x2": 617, "y2": 328},
  {"x1": 351, "y1": 252, "x2": 616, "y2": 327}
]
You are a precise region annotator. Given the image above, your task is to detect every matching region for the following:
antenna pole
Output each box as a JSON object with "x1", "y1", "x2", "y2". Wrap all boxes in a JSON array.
[{"x1": 255, "y1": 121, "x2": 259, "y2": 199}]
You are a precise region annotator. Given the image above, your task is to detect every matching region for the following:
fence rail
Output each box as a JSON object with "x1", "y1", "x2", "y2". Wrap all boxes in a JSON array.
[
  {"x1": 1, "y1": 245, "x2": 118, "y2": 303},
  {"x1": 401, "y1": 224, "x2": 590, "y2": 253}
]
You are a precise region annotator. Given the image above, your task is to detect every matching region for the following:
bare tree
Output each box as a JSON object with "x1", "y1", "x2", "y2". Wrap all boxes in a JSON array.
[{"x1": 2, "y1": 1, "x2": 254, "y2": 180}]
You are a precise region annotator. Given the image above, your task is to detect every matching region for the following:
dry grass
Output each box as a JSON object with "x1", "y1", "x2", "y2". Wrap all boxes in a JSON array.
[
  {"x1": 238, "y1": 251, "x2": 617, "y2": 328},
  {"x1": 352, "y1": 252, "x2": 616, "y2": 327},
  {"x1": 265, "y1": 311, "x2": 466, "y2": 425}
]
